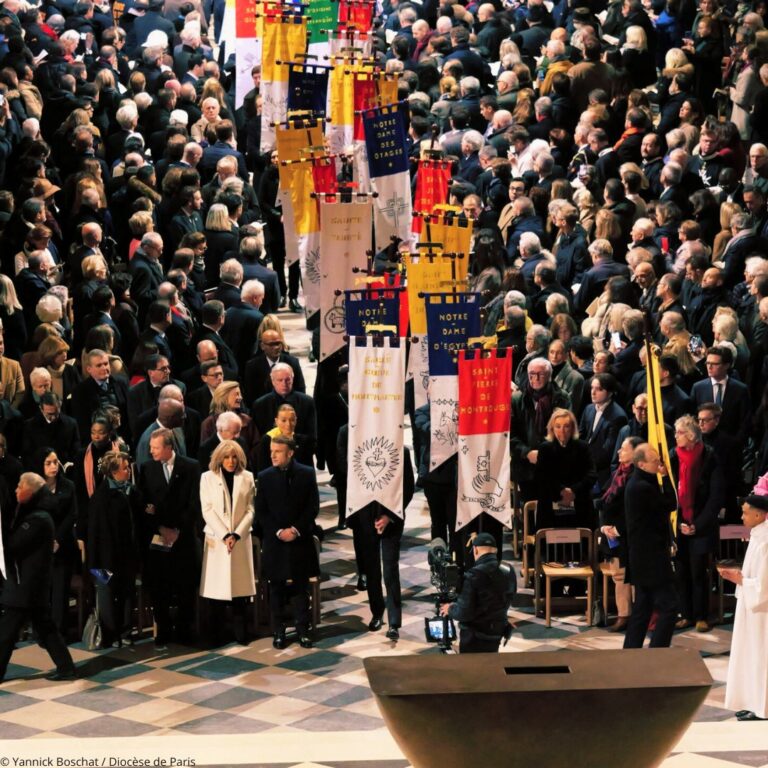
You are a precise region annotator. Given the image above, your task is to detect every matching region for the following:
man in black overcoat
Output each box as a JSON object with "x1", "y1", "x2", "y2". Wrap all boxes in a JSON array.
[
  {"x1": 256, "y1": 436, "x2": 319, "y2": 649},
  {"x1": 623, "y1": 443, "x2": 679, "y2": 649},
  {"x1": 137, "y1": 428, "x2": 202, "y2": 647},
  {"x1": 0, "y1": 473, "x2": 76, "y2": 681}
]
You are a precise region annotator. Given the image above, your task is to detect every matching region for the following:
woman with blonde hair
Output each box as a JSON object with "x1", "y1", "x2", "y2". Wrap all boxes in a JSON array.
[
  {"x1": 0, "y1": 273, "x2": 26, "y2": 361},
  {"x1": 38, "y1": 335, "x2": 79, "y2": 401},
  {"x1": 713, "y1": 201, "x2": 742, "y2": 260},
  {"x1": 204, "y1": 203, "x2": 238, "y2": 284},
  {"x1": 128, "y1": 211, "x2": 154, "y2": 261},
  {"x1": 534, "y1": 407, "x2": 596, "y2": 529},
  {"x1": 512, "y1": 87, "x2": 535, "y2": 125},
  {"x1": 573, "y1": 188, "x2": 598, "y2": 239},
  {"x1": 199, "y1": 439, "x2": 256, "y2": 645},
  {"x1": 621, "y1": 26, "x2": 656, "y2": 86}
]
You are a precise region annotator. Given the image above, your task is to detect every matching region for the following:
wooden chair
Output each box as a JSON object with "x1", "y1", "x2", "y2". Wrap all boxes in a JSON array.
[
  {"x1": 594, "y1": 530, "x2": 613, "y2": 616},
  {"x1": 252, "y1": 536, "x2": 264, "y2": 629},
  {"x1": 522, "y1": 501, "x2": 537, "y2": 587},
  {"x1": 716, "y1": 525, "x2": 750, "y2": 623},
  {"x1": 309, "y1": 535, "x2": 322, "y2": 628},
  {"x1": 511, "y1": 483, "x2": 522, "y2": 559},
  {"x1": 534, "y1": 528, "x2": 594, "y2": 627}
]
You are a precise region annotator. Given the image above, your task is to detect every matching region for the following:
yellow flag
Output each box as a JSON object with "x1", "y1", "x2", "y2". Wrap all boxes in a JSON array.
[
  {"x1": 404, "y1": 255, "x2": 454, "y2": 335},
  {"x1": 645, "y1": 338, "x2": 678, "y2": 533},
  {"x1": 262, "y1": 15, "x2": 307, "y2": 83}
]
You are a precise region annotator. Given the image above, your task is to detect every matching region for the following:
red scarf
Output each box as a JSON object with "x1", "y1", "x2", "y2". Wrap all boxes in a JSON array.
[
  {"x1": 614, "y1": 126, "x2": 643, "y2": 151},
  {"x1": 677, "y1": 442, "x2": 704, "y2": 524}
]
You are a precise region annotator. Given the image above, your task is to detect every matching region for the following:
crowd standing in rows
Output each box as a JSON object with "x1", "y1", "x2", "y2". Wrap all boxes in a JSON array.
[{"x1": 0, "y1": 0, "x2": 765, "y2": 718}]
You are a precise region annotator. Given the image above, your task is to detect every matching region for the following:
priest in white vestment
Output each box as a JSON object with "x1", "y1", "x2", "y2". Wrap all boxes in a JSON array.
[{"x1": 723, "y1": 494, "x2": 768, "y2": 721}]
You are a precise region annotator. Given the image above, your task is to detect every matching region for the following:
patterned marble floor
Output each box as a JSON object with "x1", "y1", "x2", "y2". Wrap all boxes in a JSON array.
[
  {"x1": 1, "y1": 313, "x2": 767, "y2": 766},
  {"x1": 0, "y1": 488, "x2": 766, "y2": 767}
]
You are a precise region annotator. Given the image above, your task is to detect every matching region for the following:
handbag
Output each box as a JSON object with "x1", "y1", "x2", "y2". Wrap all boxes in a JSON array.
[{"x1": 82, "y1": 606, "x2": 102, "y2": 651}]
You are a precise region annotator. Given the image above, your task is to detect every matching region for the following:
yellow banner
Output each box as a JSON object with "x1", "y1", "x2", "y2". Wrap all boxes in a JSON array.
[
  {"x1": 645, "y1": 340, "x2": 678, "y2": 533},
  {"x1": 262, "y1": 16, "x2": 307, "y2": 82},
  {"x1": 378, "y1": 74, "x2": 398, "y2": 105},
  {"x1": 421, "y1": 212, "x2": 472, "y2": 285},
  {"x1": 404, "y1": 255, "x2": 454, "y2": 335},
  {"x1": 275, "y1": 122, "x2": 324, "y2": 162}
]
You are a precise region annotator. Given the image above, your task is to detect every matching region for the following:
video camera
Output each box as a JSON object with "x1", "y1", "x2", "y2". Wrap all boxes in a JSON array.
[{"x1": 424, "y1": 538, "x2": 460, "y2": 650}]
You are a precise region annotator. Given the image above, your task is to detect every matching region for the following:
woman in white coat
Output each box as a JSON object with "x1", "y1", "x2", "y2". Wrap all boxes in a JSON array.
[{"x1": 199, "y1": 440, "x2": 256, "y2": 645}]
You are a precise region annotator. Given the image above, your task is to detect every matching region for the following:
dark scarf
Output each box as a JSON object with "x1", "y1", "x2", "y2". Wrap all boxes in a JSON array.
[
  {"x1": 603, "y1": 462, "x2": 633, "y2": 505},
  {"x1": 529, "y1": 385, "x2": 553, "y2": 436}
]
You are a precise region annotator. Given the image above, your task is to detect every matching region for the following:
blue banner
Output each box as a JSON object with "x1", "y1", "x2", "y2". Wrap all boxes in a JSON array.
[
  {"x1": 425, "y1": 296, "x2": 481, "y2": 376},
  {"x1": 363, "y1": 105, "x2": 409, "y2": 177},
  {"x1": 345, "y1": 293, "x2": 399, "y2": 337},
  {"x1": 287, "y1": 66, "x2": 329, "y2": 117}
]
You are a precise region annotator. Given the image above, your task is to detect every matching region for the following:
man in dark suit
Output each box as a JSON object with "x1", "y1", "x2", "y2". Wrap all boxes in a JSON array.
[
  {"x1": 0, "y1": 474, "x2": 76, "y2": 682},
  {"x1": 256, "y1": 435, "x2": 319, "y2": 648},
  {"x1": 191, "y1": 300, "x2": 239, "y2": 376},
  {"x1": 21, "y1": 392, "x2": 81, "y2": 469},
  {"x1": 212, "y1": 260, "x2": 243, "y2": 310},
  {"x1": 129, "y1": 0, "x2": 175, "y2": 54},
  {"x1": 243, "y1": 328, "x2": 306, "y2": 405},
  {"x1": 197, "y1": 411, "x2": 248, "y2": 470},
  {"x1": 67, "y1": 349, "x2": 130, "y2": 444},
  {"x1": 251, "y1": 363, "x2": 316, "y2": 455},
  {"x1": 180, "y1": 340, "x2": 238, "y2": 393},
  {"x1": 138, "y1": 302, "x2": 174, "y2": 362},
  {"x1": 691, "y1": 346, "x2": 752, "y2": 445},
  {"x1": 623, "y1": 444, "x2": 679, "y2": 649},
  {"x1": 137, "y1": 428, "x2": 201, "y2": 647},
  {"x1": 239, "y1": 235, "x2": 280, "y2": 314},
  {"x1": 579, "y1": 373, "x2": 628, "y2": 492},
  {"x1": 133, "y1": 384, "x2": 202, "y2": 463},
  {"x1": 573, "y1": 240, "x2": 631, "y2": 315},
  {"x1": 186, "y1": 360, "x2": 223, "y2": 418},
  {"x1": 719, "y1": 212, "x2": 768, "y2": 290},
  {"x1": 222, "y1": 279, "x2": 264, "y2": 374},
  {"x1": 198, "y1": 120, "x2": 248, "y2": 183},
  {"x1": 127, "y1": 354, "x2": 180, "y2": 436},
  {"x1": 130, "y1": 233, "x2": 165, "y2": 325},
  {"x1": 81, "y1": 286, "x2": 123, "y2": 357}
]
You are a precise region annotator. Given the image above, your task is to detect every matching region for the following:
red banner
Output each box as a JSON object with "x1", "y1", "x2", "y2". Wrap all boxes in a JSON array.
[
  {"x1": 312, "y1": 157, "x2": 338, "y2": 212},
  {"x1": 338, "y1": 0, "x2": 374, "y2": 32},
  {"x1": 458, "y1": 349, "x2": 512, "y2": 435},
  {"x1": 353, "y1": 75, "x2": 376, "y2": 141},
  {"x1": 413, "y1": 160, "x2": 451, "y2": 234}
]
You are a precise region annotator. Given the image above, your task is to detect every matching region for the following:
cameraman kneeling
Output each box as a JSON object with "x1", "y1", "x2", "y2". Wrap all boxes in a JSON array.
[{"x1": 439, "y1": 533, "x2": 515, "y2": 653}]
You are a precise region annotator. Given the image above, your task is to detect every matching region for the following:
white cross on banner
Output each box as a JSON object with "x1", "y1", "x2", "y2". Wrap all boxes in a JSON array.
[
  {"x1": 347, "y1": 336, "x2": 406, "y2": 518},
  {"x1": 363, "y1": 105, "x2": 413, "y2": 251}
]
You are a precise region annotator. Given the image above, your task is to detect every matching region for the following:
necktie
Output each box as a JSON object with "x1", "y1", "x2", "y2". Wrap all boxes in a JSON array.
[
  {"x1": 715, "y1": 383, "x2": 723, "y2": 405},
  {"x1": 163, "y1": 462, "x2": 171, "y2": 483}
]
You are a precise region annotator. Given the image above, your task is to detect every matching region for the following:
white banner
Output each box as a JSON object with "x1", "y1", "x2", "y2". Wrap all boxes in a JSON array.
[
  {"x1": 406, "y1": 336, "x2": 430, "y2": 411},
  {"x1": 347, "y1": 337, "x2": 405, "y2": 518},
  {"x1": 456, "y1": 433, "x2": 512, "y2": 530},
  {"x1": 235, "y1": 39, "x2": 261, "y2": 109},
  {"x1": 299, "y1": 231, "x2": 320, "y2": 316},
  {"x1": 429, "y1": 375, "x2": 458, "y2": 470},
  {"x1": 261, "y1": 80, "x2": 288, "y2": 153},
  {"x1": 319, "y1": 201, "x2": 372, "y2": 360},
  {"x1": 370, "y1": 171, "x2": 412, "y2": 251}
]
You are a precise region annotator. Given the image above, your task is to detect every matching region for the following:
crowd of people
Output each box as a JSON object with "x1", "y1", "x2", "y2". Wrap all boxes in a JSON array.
[{"x1": 0, "y1": 0, "x2": 764, "y2": 710}]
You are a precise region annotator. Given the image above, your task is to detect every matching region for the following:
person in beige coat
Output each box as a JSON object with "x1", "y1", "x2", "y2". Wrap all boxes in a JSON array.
[{"x1": 199, "y1": 440, "x2": 256, "y2": 645}]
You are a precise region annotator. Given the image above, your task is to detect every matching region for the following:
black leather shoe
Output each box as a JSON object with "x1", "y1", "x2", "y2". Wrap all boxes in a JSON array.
[
  {"x1": 279, "y1": 296, "x2": 287, "y2": 308},
  {"x1": 736, "y1": 710, "x2": 752, "y2": 718},
  {"x1": 46, "y1": 668, "x2": 76, "y2": 681},
  {"x1": 289, "y1": 299, "x2": 302, "y2": 313},
  {"x1": 386, "y1": 627, "x2": 399, "y2": 641},
  {"x1": 272, "y1": 628, "x2": 287, "y2": 649},
  {"x1": 299, "y1": 634, "x2": 314, "y2": 649},
  {"x1": 356, "y1": 575, "x2": 368, "y2": 591},
  {"x1": 368, "y1": 616, "x2": 383, "y2": 631},
  {"x1": 737, "y1": 711, "x2": 767, "y2": 721}
]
